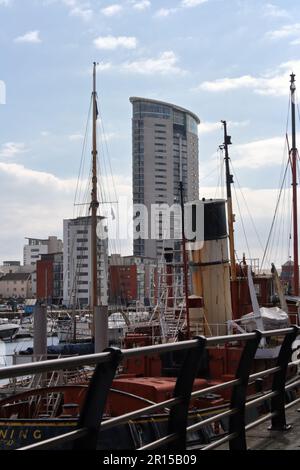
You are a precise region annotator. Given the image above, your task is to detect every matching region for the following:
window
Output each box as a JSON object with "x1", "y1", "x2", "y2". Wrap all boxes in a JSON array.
[
  {"x1": 187, "y1": 115, "x2": 198, "y2": 135},
  {"x1": 133, "y1": 102, "x2": 171, "y2": 119},
  {"x1": 173, "y1": 110, "x2": 185, "y2": 126}
]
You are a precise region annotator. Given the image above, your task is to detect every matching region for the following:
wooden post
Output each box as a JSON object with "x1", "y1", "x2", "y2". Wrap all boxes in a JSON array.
[{"x1": 33, "y1": 304, "x2": 47, "y2": 359}]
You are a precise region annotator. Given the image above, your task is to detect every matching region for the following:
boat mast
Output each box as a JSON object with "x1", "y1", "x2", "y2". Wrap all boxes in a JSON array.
[
  {"x1": 290, "y1": 73, "x2": 299, "y2": 296},
  {"x1": 91, "y1": 62, "x2": 99, "y2": 309},
  {"x1": 221, "y1": 121, "x2": 237, "y2": 282}
]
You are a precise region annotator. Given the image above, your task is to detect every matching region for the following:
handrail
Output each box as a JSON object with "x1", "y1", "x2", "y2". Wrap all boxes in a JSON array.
[{"x1": 0, "y1": 327, "x2": 298, "y2": 451}]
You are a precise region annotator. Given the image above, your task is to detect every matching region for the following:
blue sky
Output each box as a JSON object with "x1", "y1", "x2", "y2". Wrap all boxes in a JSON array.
[{"x1": 0, "y1": 0, "x2": 300, "y2": 267}]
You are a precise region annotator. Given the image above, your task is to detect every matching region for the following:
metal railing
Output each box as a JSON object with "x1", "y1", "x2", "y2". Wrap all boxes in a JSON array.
[{"x1": 0, "y1": 326, "x2": 299, "y2": 450}]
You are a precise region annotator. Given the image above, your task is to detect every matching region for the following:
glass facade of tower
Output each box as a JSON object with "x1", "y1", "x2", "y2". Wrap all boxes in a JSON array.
[{"x1": 130, "y1": 98, "x2": 200, "y2": 260}]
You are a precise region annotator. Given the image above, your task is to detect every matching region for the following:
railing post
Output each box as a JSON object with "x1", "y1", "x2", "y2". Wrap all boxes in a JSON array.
[
  {"x1": 268, "y1": 325, "x2": 300, "y2": 431},
  {"x1": 229, "y1": 330, "x2": 262, "y2": 450},
  {"x1": 73, "y1": 347, "x2": 123, "y2": 450},
  {"x1": 166, "y1": 336, "x2": 207, "y2": 450}
]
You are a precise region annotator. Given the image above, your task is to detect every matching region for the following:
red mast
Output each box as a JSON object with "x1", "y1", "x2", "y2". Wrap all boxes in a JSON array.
[{"x1": 290, "y1": 73, "x2": 299, "y2": 296}]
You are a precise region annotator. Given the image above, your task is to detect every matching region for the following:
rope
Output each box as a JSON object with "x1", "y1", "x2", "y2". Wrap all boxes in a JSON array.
[
  {"x1": 232, "y1": 181, "x2": 252, "y2": 259},
  {"x1": 230, "y1": 161, "x2": 265, "y2": 255},
  {"x1": 260, "y1": 159, "x2": 290, "y2": 270}
]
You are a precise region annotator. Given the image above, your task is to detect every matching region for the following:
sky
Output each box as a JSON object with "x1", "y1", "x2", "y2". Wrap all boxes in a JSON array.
[{"x1": 0, "y1": 0, "x2": 300, "y2": 268}]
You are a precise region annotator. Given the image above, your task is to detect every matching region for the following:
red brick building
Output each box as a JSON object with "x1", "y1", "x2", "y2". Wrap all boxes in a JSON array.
[
  {"x1": 109, "y1": 265, "x2": 138, "y2": 305},
  {"x1": 109, "y1": 255, "x2": 158, "y2": 307},
  {"x1": 36, "y1": 253, "x2": 63, "y2": 305}
]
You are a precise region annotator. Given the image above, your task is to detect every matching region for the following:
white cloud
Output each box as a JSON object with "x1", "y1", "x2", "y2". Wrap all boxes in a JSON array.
[
  {"x1": 181, "y1": 0, "x2": 208, "y2": 7},
  {"x1": 0, "y1": 0, "x2": 12, "y2": 5},
  {"x1": 291, "y1": 38, "x2": 300, "y2": 46},
  {"x1": 56, "y1": 1, "x2": 93, "y2": 21},
  {"x1": 122, "y1": 50, "x2": 186, "y2": 75},
  {"x1": 97, "y1": 61, "x2": 112, "y2": 71},
  {"x1": 69, "y1": 6, "x2": 92, "y2": 21},
  {"x1": 14, "y1": 30, "x2": 41, "y2": 44},
  {"x1": 154, "y1": 0, "x2": 208, "y2": 18},
  {"x1": 0, "y1": 162, "x2": 76, "y2": 190},
  {"x1": 94, "y1": 35, "x2": 137, "y2": 50},
  {"x1": 0, "y1": 142, "x2": 28, "y2": 158},
  {"x1": 0, "y1": 161, "x2": 132, "y2": 260},
  {"x1": 101, "y1": 4, "x2": 123, "y2": 16},
  {"x1": 132, "y1": 0, "x2": 150, "y2": 10},
  {"x1": 155, "y1": 7, "x2": 177, "y2": 17},
  {"x1": 263, "y1": 3, "x2": 290, "y2": 19},
  {"x1": 199, "y1": 120, "x2": 249, "y2": 135},
  {"x1": 195, "y1": 60, "x2": 300, "y2": 96},
  {"x1": 68, "y1": 130, "x2": 117, "y2": 142},
  {"x1": 200, "y1": 184, "x2": 289, "y2": 263},
  {"x1": 232, "y1": 136, "x2": 288, "y2": 169},
  {"x1": 266, "y1": 23, "x2": 300, "y2": 40},
  {"x1": 68, "y1": 134, "x2": 84, "y2": 141},
  {"x1": 201, "y1": 185, "x2": 279, "y2": 218},
  {"x1": 90, "y1": 51, "x2": 186, "y2": 76},
  {"x1": 198, "y1": 75, "x2": 259, "y2": 92},
  {"x1": 101, "y1": 131, "x2": 118, "y2": 142}
]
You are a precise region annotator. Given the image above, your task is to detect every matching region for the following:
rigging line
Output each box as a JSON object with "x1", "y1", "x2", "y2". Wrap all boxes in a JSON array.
[
  {"x1": 80, "y1": 162, "x2": 93, "y2": 213},
  {"x1": 296, "y1": 90, "x2": 300, "y2": 127},
  {"x1": 261, "y1": 135, "x2": 289, "y2": 270},
  {"x1": 271, "y1": 96, "x2": 292, "y2": 214},
  {"x1": 284, "y1": 167, "x2": 292, "y2": 264},
  {"x1": 232, "y1": 181, "x2": 252, "y2": 260},
  {"x1": 288, "y1": 205, "x2": 293, "y2": 262},
  {"x1": 260, "y1": 158, "x2": 290, "y2": 271},
  {"x1": 275, "y1": 171, "x2": 287, "y2": 266},
  {"x1": 273, "y1": 156, "x2": 288, "y2": 266},
  {"x1": 230, "y1": 160, "x2": 265, "y2": 254},
  {"x1": 213, "y1": 149, "x2": 223, "y2": 199},
  {"x1": 73, "y1": 96, "x2": 93, "y2": 213},
  {"x1": 199, "y1": 163, "x2": 220, "y2": 183},
  {"x1": 96, "y1": 130, "x2": 113, "y2": 211},
  {"x1": 69, "y1": 216, "x2": 91, "y2": 309},
  {"x1": 96, "y1": 129, "x2": 122, "y2": 256},
  {"x1": 64, "y1": 214, "x2": 90, "y2": 308},
  {"x1": 265, "y1": 136, "x2": 290, "y2": 268},
  {"x1": 286, "y1": 168, "x2": 292, "y2": 263},
  {"x1": 276, "y1": 120, "x2": 291, "y2": 209},
  {"x1": 98, "y1": 105, "x2": 119, "y2": 204},
  {"x1": 220, "y1": 148, "x2": 225, "y2": 200},
  {"x1": 62, "y1": 187, "x2": 91, "y2": 299}
]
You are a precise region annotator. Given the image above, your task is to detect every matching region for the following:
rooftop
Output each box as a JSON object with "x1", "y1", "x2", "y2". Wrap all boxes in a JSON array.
[
  {"x1": 0, "y1": 272, "x2": 31, "y2": 282},
  {"x1": 129, "y1": 96, "x2": 200, "y2": 124}
]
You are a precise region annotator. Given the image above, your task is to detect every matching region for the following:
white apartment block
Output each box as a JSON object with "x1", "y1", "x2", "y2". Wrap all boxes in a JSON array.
[
  {"x1": 24, "y1": 236, "x2": 63, "y2": 266},
  {"x1": 63, "y1": 216, "x2": 108, "y2": 307}
]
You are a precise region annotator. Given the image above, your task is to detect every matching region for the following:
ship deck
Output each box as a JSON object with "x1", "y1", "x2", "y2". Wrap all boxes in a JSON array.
[{"x1": 218, "y1": 401, "x2": 300, "y2": 450}]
